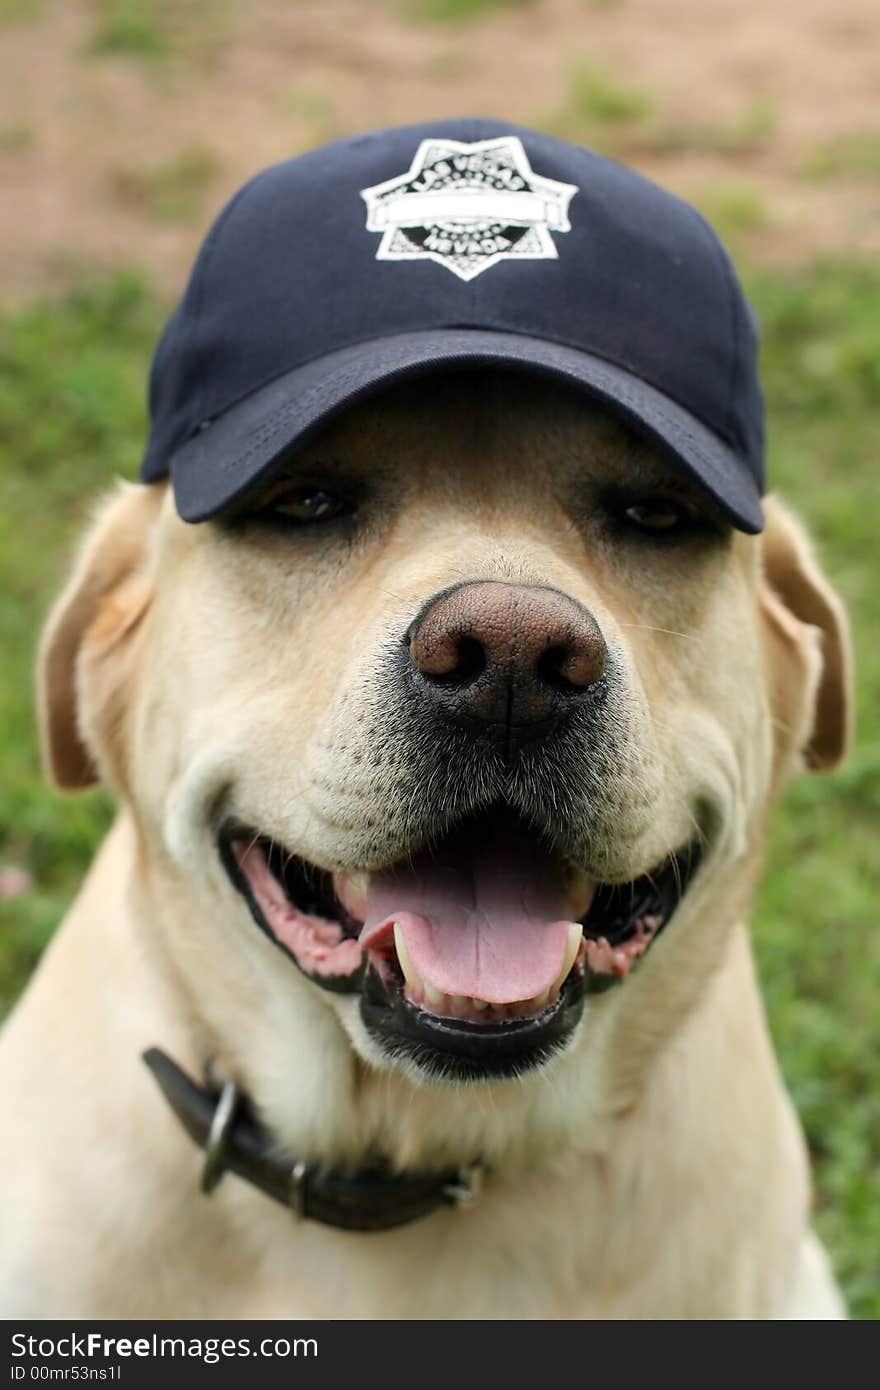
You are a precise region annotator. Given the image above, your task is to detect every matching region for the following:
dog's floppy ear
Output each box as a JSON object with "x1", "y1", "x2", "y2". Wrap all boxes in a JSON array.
[
  {"x1": 38, "y1": 482, "x2": 165, "y2": 790},
  {"x1": 758, "y1": 495, "x2": 853, "y2": 773}
]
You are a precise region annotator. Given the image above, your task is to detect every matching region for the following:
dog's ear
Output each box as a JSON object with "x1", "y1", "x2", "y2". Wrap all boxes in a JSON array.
[
  {"x1": 758, "y1": 495, "x2": 853, "y2": 773},
  {"x1": 38, "y1": 482, "x2": 165, "y2": 790}
]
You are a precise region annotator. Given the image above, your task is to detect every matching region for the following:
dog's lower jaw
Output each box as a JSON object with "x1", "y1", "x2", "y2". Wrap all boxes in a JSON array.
[
  {"x1": 143, "y1": 830, "x2": 644, "y2": 1175},
  {"x1": 217, "y1": 808, "x2": 707, "y2": 1091},
  {"x1": 135, "y1": 848, "x2": 585, "y2": 1174},
  {"x1": 149, "y1": 810, "x2": 741, "y2": 1175}
]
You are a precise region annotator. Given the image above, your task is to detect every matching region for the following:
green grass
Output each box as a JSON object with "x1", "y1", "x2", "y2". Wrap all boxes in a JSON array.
[
  {"x1": 0, "y1": 262, "x2": 878, "y2": 1315},
  {"x1": 0, "y1": 123, "x2": 35, "y2": 152},
  {"x1": 568, "y1": 65, "x2": 652, "y2": 129},
  {"x1": 545, "y1": 80, "x2": 776, "y2": 162},
  {"x1": 276, "y1": 87, "x2": 341, "y2": 147},
  {"x1": 85, "y1": 0, "x2": 229, "y2": 65},
  {"x1": 741, "y1": 264, "x2": 880, "y2": 1316},
  {"x1": 663, "y1": 96, "x2": 780, "y2": 158},
  {"x1": 719, "y1": 97, "x2": 778, "y2": 154},
  {"x1": 801, "y1": 132, "x2": 880, "y2": 182},
  {"x1": 87, "y1": 0, "x2": 172, "y2": 61},
  {"x1": 698, "y1": 184, "x2": 769, "y2": 242},
  {"x1": 0, "y1": 0, "x2": 46, "y2": 21},
  {"x1": 408, "y1": 0, "x2": 534, "y2": 21},
  {"x1": 109, "y1": 146, "x2": 221, "y2": 222},
  {"x1": 0, "y1": 274, "x2": 160, "y2": 1010}
]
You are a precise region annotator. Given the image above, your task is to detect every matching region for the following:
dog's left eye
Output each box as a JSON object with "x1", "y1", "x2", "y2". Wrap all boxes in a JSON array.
[
  {"x1": 620, "y1": 496, "x2": 697, "y2": 534},
  {"x1": 266, "y1": 487, "x2": 351, "y2": 524}
]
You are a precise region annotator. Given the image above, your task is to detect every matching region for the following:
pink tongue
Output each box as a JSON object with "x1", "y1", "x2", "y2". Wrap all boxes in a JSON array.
[{"x1": 360, "y1": 834, "x2": 583, "y2": 1004}]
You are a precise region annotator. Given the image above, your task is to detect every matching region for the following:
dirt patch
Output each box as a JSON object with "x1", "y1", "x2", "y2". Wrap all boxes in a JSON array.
[{"x1": 1, "y1": 0, "x2": 879, "y2": 302}]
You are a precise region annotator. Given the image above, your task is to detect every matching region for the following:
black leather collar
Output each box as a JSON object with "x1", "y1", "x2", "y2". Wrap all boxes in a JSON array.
[{"x1": 143, "y1": 1047, "x2": 482, "y2": 1232}]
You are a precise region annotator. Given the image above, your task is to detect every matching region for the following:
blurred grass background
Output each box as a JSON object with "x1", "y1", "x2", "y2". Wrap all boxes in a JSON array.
[{"x1": 1, "y1": 0, "x2": 878, "y2": 1317}]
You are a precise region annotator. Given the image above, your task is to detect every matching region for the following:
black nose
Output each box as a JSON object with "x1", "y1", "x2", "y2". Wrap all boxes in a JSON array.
[{"x1": 406, "y1": 581, "x2": 606, "y2": 751}]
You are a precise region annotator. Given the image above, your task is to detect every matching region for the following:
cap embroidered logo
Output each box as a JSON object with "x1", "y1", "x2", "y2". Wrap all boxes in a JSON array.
[{"x1": 360, "y1": 136, "x2": 579, "y2": 281}]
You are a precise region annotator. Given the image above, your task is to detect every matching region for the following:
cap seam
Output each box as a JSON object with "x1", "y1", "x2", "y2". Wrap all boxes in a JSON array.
[
  {"x1": 184, "y1": 169, "x2": 275, "y2": 432},
  {"x1": 684, "y1": 202, "x2": 743, "y2": 451}
]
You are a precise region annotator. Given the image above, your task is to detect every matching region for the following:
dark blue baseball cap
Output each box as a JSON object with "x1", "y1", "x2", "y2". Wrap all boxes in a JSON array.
[{"x1": 140, "y1": 117, "x2": 765, "y2": 532}]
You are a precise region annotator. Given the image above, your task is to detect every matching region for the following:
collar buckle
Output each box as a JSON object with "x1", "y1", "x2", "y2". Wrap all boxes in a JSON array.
[
  {"x1": 443, "y1": 1163, "x2": 483, "y2": 1208},
  {"x1": 200, "y1": 1078, "x2": 241, "y2": 1195},
  {"x1": 289, "y1": 1159, "x2": 309, "y2": 1218}
]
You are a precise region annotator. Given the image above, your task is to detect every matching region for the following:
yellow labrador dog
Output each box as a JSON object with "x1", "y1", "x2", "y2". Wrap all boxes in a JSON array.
[{"x1": 0, "y1": 121, "x2": 853, "y2": 1319}]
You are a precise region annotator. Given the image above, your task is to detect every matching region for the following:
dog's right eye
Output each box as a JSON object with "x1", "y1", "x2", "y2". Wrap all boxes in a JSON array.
[{"x1": 261, "y1": 486, "x2": 352, "y2": 525}]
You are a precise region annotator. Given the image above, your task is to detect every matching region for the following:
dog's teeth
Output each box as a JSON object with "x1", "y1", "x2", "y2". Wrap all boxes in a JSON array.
[
  {"x1": 424, "y1": 982, "x2": 446, "y2": 1007},
  {"x1": 471, "y1": 996, "x2": 489, "y2": 1011},
  {"x1": 551, "y1": 922, "x2": 584, "y2": 993},
  {"x1": 392, "y1": 923, "x2": 418, "y2": 987},
  {"x1": 533, "y1": 987, "x2": 550, "y2": 1009}
]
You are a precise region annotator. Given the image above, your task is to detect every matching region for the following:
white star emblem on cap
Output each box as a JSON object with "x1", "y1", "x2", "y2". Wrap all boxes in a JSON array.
[{"x1": 360, "y1": 135, "x2": 579, "y2": 282}]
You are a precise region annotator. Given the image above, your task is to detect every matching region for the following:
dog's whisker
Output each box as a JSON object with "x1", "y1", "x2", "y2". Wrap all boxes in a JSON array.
[
  {"x1": 669, "y1": 851, "x2": 683, "y2": 901},
  {"x1": 615, "y1": 622, "x2": 702, "y2": 643},
  {"x1": 242, "y1": 830, "x2": 262, "y2": 860}
]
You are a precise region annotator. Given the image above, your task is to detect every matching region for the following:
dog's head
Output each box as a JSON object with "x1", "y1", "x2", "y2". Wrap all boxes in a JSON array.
[{"x1": 38, "y1": 374, "x2": 851, "y2": 1129}]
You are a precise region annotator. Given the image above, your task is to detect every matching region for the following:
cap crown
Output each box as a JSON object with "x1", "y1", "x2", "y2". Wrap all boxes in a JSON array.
[{"x1": 142, "y1": 117, "x2": 763, "y2": 488}]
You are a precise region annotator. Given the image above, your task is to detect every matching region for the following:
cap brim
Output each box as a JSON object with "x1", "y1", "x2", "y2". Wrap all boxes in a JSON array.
[{"x1": 168, "y1": 329, "x2": 764, "y2": 533}]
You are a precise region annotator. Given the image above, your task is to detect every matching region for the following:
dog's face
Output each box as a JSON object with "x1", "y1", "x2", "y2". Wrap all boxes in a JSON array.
[{"x1": 39, "y1": 374, "x2": 851, "y2": 1113}]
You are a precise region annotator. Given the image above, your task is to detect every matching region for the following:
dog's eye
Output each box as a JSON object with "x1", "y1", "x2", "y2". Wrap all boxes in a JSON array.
[
  {"x1": 266, "y1": 487, "x2": 350, "y2": 524},
  {"x1": 620, "y1": 496, "x2": 696, "y2": 534}
]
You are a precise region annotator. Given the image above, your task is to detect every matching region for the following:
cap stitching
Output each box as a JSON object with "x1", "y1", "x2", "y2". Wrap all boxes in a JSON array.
[
  {"x1": 188, "y1": 364, "x2": 762, "y2": 531},
  {"x1": 204, "y1": 346, "x2": 739, "y2": 486},
  {"x1": 173, "y1": 335, "x2": 763, "y2": 530},
  {"x1": 180, "y1": 317, "x2": 742, "y2": 456}
]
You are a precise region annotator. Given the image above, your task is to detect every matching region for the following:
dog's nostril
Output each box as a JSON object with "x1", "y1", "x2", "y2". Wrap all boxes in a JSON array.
[
  {"x1": 409, "y1": 625, "x2": 487, "y2": 686},
  {"x1": 427, "y1": 636, "x2": 486, "y2": 686},
  {"x1": 537, "y1": 638, "x2": 605, "y2": 692}
]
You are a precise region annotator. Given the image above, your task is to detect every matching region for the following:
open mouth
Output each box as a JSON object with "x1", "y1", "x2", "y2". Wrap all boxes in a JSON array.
[{"x1": 219, "y1": 813, "x2": 701, "y2": 1080}]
